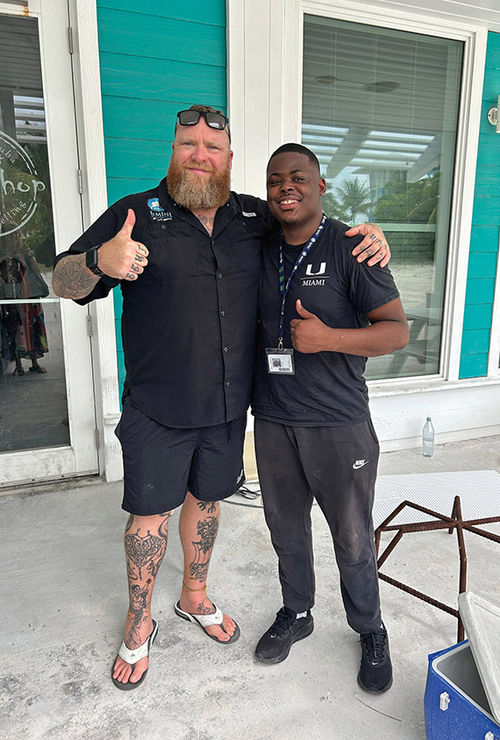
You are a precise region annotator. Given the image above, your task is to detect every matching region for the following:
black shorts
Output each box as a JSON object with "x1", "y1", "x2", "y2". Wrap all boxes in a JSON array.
[{"x1": 115, "y1": 399, "x2": 246, "y2": 515}]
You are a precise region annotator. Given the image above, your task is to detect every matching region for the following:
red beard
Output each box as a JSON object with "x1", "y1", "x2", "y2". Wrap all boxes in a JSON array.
[{"x1": 166, "y1": 158, "x2": 231, "y2": 210}]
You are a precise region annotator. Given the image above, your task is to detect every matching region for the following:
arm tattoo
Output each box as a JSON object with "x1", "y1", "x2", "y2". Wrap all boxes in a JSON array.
[
  {"x1": 52, "y1": 253, "x2": 99, "y2": 300},
  {"x1": 125, "y1": 515, "x2": 134, "y2": 533}
]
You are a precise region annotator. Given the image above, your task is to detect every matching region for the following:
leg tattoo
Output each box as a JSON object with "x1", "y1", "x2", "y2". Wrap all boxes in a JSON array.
[
  {"x1": 196, "y1": 501, "x2": 217, "y2": 514},
  {"x1": 125, "y1": 530, "x2": 165, "y2": 580},
  {"x1": 123, "y1": 513, "x2": 170, "y2": 647},
  {"x1": 125, "y1": 515, "x2": 169, "y2": 579},
  {"x1": 189, "y1": 514, "x2": 219, "y2": 582},
  {"x1": 127, "y1": 579, "x2": 152, "y2": 648}
]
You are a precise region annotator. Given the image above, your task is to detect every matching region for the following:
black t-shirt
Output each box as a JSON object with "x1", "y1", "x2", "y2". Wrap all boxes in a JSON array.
[
  {"x1": 55, "y1": 179, "x2": 273, "y2": 428},
  {"x1": 251, "y1": 218, "x2": 400, "y2": 426}
]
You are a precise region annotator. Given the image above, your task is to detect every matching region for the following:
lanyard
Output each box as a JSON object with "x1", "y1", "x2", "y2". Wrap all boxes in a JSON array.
[{"x1": 277, "y1": 213, "x2": 327, "y2": 349}]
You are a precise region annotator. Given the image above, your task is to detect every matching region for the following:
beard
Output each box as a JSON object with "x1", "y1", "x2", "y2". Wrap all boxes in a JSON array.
[{"x1": 166, "y1": 158, "x2": 231, "y2": 210}]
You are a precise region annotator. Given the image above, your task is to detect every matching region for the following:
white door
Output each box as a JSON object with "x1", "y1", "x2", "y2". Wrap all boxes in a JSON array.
[{"x1": 0, "y1": 0, "x2": 98, "y2": 485}]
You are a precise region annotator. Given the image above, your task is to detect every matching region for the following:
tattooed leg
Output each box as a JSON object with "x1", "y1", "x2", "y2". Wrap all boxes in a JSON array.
[
  {"x1": 112, "y1": 512, "x2": 170, "y2": 685},
  {"x1": 178, "y1": 492, "x2": 237, "y2": 642}
]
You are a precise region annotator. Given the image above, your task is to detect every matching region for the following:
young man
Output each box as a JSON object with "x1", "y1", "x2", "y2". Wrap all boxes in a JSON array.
[
  {"x1": 52, "y1": 107, "x2": 391, "y2": 691},
  {"x1": 252, "y1": 143, "x2": 409, "y2": 693}
]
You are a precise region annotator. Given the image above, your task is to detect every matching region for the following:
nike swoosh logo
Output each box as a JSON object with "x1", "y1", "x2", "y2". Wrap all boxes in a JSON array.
[{"x1": 352, "y1": 460, "x2": 369, "y2": 469}]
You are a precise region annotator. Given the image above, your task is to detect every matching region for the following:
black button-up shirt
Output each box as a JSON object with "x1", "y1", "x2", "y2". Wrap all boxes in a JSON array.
[{"x1": 55, "y1": 179, "x2": 273, "y2": 428}]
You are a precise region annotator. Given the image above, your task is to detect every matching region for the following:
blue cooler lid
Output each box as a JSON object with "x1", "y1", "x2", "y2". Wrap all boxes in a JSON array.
[{"x1": 458, "y1": 592, "x2": 500, "y2": 724}]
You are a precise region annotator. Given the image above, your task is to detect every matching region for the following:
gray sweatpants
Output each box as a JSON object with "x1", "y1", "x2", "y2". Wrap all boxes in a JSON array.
[{"x1": 254, "y1": 417, "x2": 382, "y2": 634}]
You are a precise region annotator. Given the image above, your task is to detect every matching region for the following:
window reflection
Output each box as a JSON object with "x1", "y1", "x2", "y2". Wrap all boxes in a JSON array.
[
  {"x1": 0, "y1": 13, "x2": 69, "y2": 452},
  {"x1": 302, "y1": 15, "x2": 464, "y2": 379}
]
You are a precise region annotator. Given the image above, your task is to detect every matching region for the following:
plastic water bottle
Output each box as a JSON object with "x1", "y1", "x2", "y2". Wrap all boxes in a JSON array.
[{"x1": 422, "y1": 417, "x2": 435, "y2": 457}]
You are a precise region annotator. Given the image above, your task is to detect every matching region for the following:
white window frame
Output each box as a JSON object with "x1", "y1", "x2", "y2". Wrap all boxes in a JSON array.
[
  {"x1": 68, "y1": 0, "x2": 123, "y2": 481},
  {"x1": 228, "y1": 0, "x2": 500, "y2": 447}
]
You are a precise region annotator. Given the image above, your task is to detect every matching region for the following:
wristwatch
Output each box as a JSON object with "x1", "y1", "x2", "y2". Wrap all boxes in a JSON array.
[{"x1": 85, "y1": 246, "x2": 104, "y2": 277}]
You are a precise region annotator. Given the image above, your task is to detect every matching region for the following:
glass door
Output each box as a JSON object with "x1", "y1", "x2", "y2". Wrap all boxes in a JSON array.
[{"x1": 0, "y1": 1, "x2": 98, "y2": 485}]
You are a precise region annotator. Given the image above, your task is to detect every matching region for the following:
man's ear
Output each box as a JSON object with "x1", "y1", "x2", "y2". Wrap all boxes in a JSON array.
[
  {"x1": 229, "y1": 150, "x2": 234, "y2": 170},
  {"x1": 319, "y1": 177, "x2": 327, "y2": 196}
]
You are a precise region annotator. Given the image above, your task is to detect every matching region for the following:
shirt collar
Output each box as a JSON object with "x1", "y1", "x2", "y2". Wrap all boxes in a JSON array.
[{"x1": 158, "y1": 178, "x2": 238, "y2": 238}]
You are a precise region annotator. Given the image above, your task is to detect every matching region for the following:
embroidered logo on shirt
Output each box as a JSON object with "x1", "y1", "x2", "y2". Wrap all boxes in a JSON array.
[
  {"x1": 352, "y1": 459, "x2": 369, "y2": 470},
  {"x1": 305, "y1": 262, "x2": 327, "y2": 276},
  {"x1": 301, "y1": 262, "x2": 329, "y2": 287},
  {"x1": 242, "y1": 211, "x2": 257, "y2": 217},
  {"x1": 147, "y1": 197, "x2": 172, "y2": 221}
]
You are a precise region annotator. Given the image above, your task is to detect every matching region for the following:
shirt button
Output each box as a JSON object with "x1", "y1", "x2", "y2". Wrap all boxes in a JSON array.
[
  {"x1": 220, "y1": 310, "x2": 225, "y2": 317},
  {"x1": 223, "y1": 346, "x2": 228, "y2": 352},
  {"x1": 217, "y1": 273, "x2": 223, "y2": 280},
  {"x1": 225, "y1": 381, "x2": 231, "y2": 388}
]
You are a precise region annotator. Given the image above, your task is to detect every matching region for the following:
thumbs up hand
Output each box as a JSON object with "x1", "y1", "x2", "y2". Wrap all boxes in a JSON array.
[
  {"x1": 97, "y1": 209, "x2": 149, "y2": 281},
  {"x1": 290, "y1": 299, "x2": 331, "y2": 353}
]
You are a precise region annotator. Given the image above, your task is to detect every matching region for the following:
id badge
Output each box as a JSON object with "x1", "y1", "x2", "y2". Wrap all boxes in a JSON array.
[{"x1": 265, "y1": 347, "x2": 295, "y2": 375}]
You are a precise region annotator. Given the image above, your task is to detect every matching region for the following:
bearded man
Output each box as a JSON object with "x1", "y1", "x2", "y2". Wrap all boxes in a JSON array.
[{"x1": 52, "y1": 105, "x2": 391, "y2": 691}]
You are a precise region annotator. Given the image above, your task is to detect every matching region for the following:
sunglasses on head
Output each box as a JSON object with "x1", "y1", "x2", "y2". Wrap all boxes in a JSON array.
[{"x1": 176, "y1": 109, "x2": 230, "y2": 139}]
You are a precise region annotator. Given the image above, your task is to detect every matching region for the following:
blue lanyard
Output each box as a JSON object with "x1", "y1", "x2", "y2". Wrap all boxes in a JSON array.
[{"x1": 277, "y1": 213, "x2": 327, "y2": 349}]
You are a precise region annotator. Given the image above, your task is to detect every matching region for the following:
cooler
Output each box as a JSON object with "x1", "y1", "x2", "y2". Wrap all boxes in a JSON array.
[{"x1": 424, "y1": 592, "x2": 500, "y2": 739}]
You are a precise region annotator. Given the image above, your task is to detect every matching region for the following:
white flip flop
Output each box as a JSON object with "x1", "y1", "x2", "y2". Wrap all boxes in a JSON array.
[
  {"x1": 111, "y1": 618, "x2": 159, "y2": 690},
  {"x1": 174, "y1": 601, "x2": 240, "y2": 644}
]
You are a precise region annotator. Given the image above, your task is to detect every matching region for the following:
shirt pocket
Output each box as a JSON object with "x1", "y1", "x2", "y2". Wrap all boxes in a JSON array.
[
  {"x1": 142, "y1": 222, "x2": 213, "y2": 280},
  {"x1": 218, "y1": 225, "x2": 262, "y2": 275}
]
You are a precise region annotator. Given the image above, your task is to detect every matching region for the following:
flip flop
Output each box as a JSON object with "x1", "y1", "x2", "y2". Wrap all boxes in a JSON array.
[
  {"x1": 174, "y1": 601, "x2": 240, "y2": 644},
  {"x1": 111, "y1": 618, "x2": 158, "y2": 690}
]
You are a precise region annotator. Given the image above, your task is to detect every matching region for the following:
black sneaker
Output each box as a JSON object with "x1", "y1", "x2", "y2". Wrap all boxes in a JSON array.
[
  {"x1": 357, "y1": 623, "x2": 393, "y2": 693},
  {"x1": 255, "y1": 606, "x2": 314, "y2": 664}
]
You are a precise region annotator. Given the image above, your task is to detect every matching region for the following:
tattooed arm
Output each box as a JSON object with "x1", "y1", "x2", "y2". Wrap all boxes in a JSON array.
[
  {"x1": 52, "y1": 252, "x2": 100, "y2": 300},
  {"x1": 52, "y1": 209, "x2": 149, "y2": 300}
]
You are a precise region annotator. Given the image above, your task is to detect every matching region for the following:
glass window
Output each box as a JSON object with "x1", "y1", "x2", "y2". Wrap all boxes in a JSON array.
[
  {"x1": 0, "y1": 13, "x2": 70, "y2": 451},
  {"x1": 302, "y1": 15, "x2": 464, "y2": 379}
]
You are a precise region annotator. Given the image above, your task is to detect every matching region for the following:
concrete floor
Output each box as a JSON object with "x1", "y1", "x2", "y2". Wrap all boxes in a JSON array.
[{"x1": 1, "y1": 436, "x2": 500, "y2": 739}]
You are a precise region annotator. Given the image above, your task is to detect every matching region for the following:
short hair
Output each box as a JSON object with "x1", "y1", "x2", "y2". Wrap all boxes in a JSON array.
[
  {"x1": 268, "y1": 143, "x2": 320, "y2": 173},
  {"x1": 175, "y1": 103, "x2": 231, "y2": 142},
  {"x1": 188, "y1": 104, "x2": 223, "y2": 115}
]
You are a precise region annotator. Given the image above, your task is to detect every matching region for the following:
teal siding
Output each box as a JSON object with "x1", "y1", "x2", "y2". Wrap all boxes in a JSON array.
[
  {"x1": 462, "y1": 303, "x2": 493, "y2": 330},
  {"x1": 467, "y1": 251, "x2": 498, "y2": 279},
  {"x1": 464, "y1": 278, "x2": 495, "y2": 305},
  {"x1": 460, "y1": 31, "x2": 500, "y2": 379},
  {"x1": 460, "y1": 353, "x2": 489, "y2": 378},
  {"x1": 96, "y1": 1, "x2": 227, "y2": 393}
]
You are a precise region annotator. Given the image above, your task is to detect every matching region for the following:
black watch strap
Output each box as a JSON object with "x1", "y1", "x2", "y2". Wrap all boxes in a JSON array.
[{"x1": 85, "y1": 246, "x2": 104, "y2": 277}]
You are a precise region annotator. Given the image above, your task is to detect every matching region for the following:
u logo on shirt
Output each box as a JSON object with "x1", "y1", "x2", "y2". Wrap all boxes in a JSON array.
[{"x1": 305, "y1": 262, "x2": 327, "y2": 277}]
